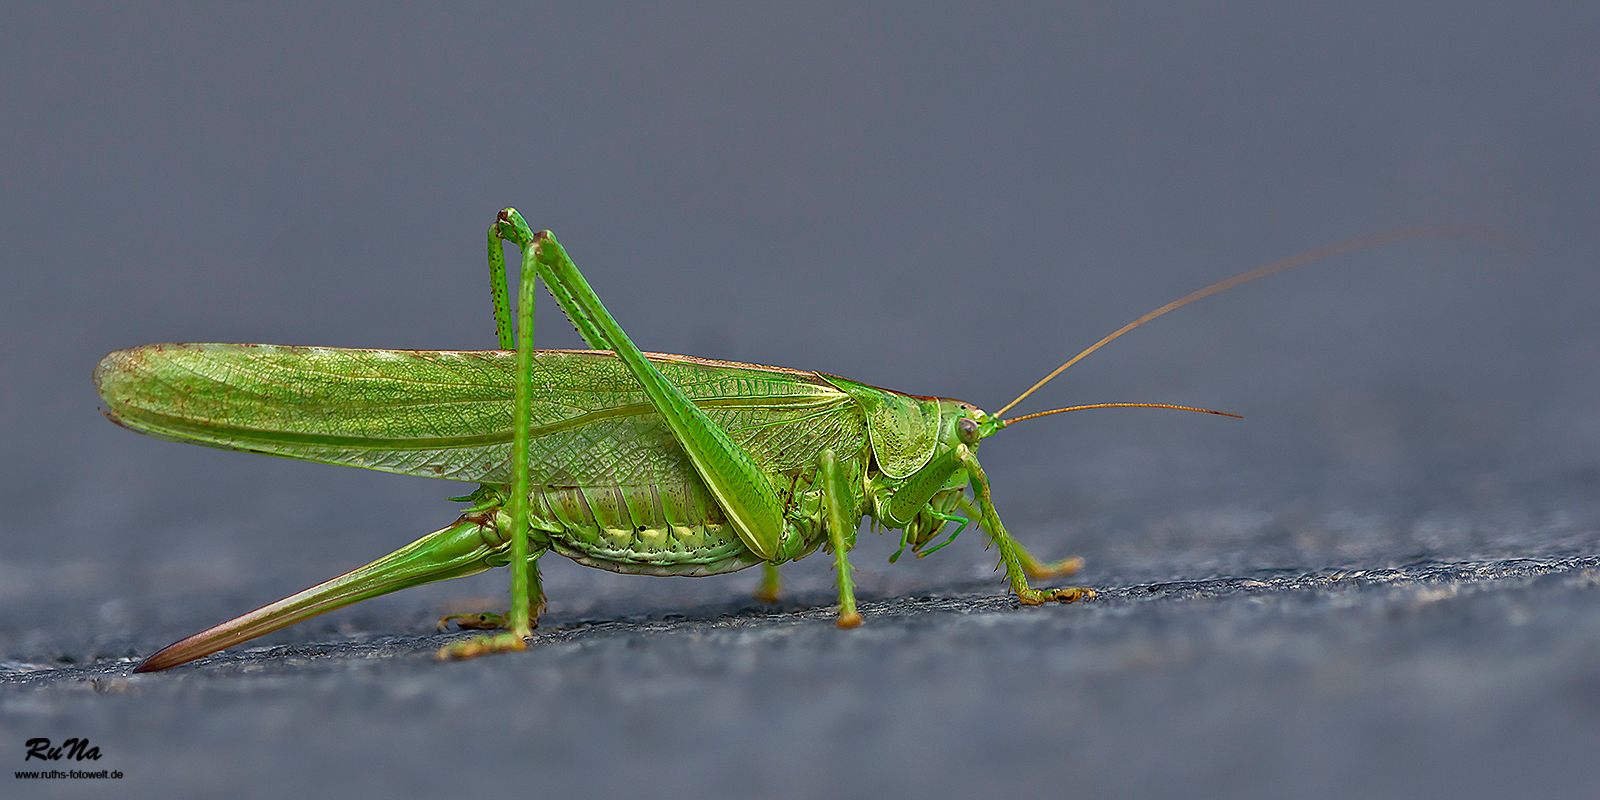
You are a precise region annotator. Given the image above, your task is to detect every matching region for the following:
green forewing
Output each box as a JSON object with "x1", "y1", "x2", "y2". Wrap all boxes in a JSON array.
[
  {"x1": 95, "y1": 344, "x2": 863, "y2": 485},
  {"x1": 818, "y1": 375, "x2": 942, "y2": 479}
]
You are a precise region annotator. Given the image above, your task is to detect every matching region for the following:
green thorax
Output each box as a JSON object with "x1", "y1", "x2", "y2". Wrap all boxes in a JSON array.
[{"x1": 818, "y1": 374, "x2": 993, "y2": 528}]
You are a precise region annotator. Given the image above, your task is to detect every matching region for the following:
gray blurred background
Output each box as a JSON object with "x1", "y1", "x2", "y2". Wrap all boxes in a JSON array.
[{"x1": 3, "y1": 3, "x2": 1598, "y2": 798}]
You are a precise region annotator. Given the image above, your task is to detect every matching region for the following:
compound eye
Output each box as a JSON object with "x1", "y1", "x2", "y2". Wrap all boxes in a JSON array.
[{"x1": 956, "y1": 416, "x2": 980, "y2": 444}]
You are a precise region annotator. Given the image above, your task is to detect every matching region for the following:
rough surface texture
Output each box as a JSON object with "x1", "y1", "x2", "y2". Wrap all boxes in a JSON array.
[{"x1": 5, "y1": 522, "x2": 1599, "y2": 798}]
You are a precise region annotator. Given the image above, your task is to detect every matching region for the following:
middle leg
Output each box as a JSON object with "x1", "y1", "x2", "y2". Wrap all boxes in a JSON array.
[{"x1": 821, "y1": 450, "x2": 862, "y2": 628}]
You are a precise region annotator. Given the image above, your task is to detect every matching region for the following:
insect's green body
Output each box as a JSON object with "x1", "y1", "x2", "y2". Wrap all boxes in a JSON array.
[
  {"x1": 104, "y1": 210, "x2": 1458, "y2": 672},
  {"x1": 96, "y1": 208, "x2": 1070, "y2": 674},
  {"x1": 97, "y1": 344, "x2": 973, "y2": 579}
]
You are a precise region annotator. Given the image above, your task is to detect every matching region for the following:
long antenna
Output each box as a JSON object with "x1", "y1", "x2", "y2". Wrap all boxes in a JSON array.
[
  {"x1": 993, "y1": 224, "x2": 1515, "y2": 418},
  {"x1": 1002, "y1": 402, "x2": 1241, "y2": 426}
]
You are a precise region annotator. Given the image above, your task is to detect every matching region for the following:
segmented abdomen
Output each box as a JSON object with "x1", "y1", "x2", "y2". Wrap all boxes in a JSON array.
[
  {"x1": 528, "y1": 451, "x2": 864, "y2": 577},
  {"x1": 531, "y1": 477, "x2": 761, "y2": 576}
]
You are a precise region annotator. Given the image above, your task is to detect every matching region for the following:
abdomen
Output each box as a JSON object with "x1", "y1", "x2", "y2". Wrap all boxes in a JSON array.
[
  {"x1": 529, "y1": 458, "x2": 859, "y2": 576},
  {"x1": 532, "y1": 477, "x2": 761, "y2": 576}
]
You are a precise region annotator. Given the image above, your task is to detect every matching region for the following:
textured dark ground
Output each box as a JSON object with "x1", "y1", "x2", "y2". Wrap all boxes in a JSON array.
[
  {"x1": 5, "y1": 533, "x2": 1600, "y2": 798},
  {"x1": 4, "y1": 3, "x2": 1600, "y2": 798}
]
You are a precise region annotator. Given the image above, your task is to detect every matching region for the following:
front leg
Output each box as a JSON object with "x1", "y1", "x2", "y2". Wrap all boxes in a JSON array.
[
  {"x1": 954, "y1": 445, "x2": 1094, "y2": 605},
  {"x1": 954, "y1": 496, "x2": 1084, "y2": 580}
]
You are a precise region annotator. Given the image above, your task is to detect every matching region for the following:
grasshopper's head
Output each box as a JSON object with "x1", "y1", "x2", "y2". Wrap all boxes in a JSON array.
[{"x1": 941, "y1": 398, "x2": 1005, "y2": 448}]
